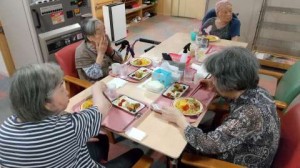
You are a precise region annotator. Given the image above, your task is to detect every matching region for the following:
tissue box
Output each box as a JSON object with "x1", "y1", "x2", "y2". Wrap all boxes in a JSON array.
[{"x1": 152, "y1": 68, "x2": 173, "y2": 87}]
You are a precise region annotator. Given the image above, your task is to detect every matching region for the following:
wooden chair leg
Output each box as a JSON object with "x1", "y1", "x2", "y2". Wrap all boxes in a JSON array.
[
  {"x1": 132, "y1": 155, "x2": 154, "y2": 168},
  {"x1": 105, "y1": 130, "x2": 116, "y2": 144}
]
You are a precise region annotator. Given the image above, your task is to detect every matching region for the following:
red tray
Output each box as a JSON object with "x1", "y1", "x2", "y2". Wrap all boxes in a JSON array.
[
  {"x1": 152, "y1": 81, "x2": 216, "y2": 123},
  {"x1": 72, "y1": 97, "x2": 150, "y2": 133}
]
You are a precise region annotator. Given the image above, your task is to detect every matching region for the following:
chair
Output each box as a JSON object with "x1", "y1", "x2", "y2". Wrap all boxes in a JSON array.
[
  {"x1": 54, "y1": 41, "x2": 92, "y2": 97},
  {"x1": 181, "y1": 94, "x2": 300, "y2": 168},
  {"x1": 259, "y1": 61, "x2": 300, "y2": 113}
]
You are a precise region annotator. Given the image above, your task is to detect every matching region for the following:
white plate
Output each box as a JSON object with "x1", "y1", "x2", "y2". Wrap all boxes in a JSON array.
[
  {"x1": 128, "y1": 67, "x2": 152, "y2": 81},
  {"x1": 162, "y1": 82, "x2": 189, "y2": 99},
  {"x1": 112, "y1": 95, "x2": 146, "y2": 114}
]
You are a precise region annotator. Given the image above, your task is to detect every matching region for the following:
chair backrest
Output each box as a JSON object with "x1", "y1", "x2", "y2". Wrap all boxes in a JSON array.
[
  {"x1": 54, "y1": 41, "x2": 82, "y2": 78},
  {"x1": 275, "y1": 61, "x2": 300, "y2": 107},
  {"x1": 272, "y1": 95, "x2": 300, "y2": 168}
]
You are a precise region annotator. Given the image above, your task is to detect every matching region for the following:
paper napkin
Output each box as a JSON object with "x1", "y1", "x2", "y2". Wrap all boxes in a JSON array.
[
  {"x1": 125, "y1": 127, "x2": 146, "y2": 141},
  {"x1": 107, "y1": 78, "x2": 127, "y2": 89}
]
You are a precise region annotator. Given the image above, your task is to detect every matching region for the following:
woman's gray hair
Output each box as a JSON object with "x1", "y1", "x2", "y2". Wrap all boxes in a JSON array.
[
  {"x1": 81, "y1": 18, "x2": 103, "y2": 41},
  {"x1": 204, "y1": 47, "x2": 259, "y2": 92},
  {"x1": 9, "y1": 63, "x2": 64, "y2": 122}
]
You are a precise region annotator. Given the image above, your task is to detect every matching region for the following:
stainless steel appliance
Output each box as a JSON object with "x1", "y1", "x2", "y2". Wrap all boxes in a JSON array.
[{"x1": 0, "y1": 0, "x2": 91, "y2": 68}]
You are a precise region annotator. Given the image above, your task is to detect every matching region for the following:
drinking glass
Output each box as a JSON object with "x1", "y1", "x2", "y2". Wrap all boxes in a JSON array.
[
  {"x1": 107, "y1": 83, "x2": 117, "y2": 100},
  {"x1": 120, "y1": 64, "x2": 128, "y2": 78},
  {"x1": 183, "y1": 69, "x2": 194, "y2": 82}
]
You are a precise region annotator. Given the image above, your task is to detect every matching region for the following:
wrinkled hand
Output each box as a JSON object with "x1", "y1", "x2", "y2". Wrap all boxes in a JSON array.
[
  {"x1": 92, "y1": 81, "x2": 107, "y2": 93},
  {"x1": 204, "y1": 25, "x2": 212, "y2": 35},
  {"x1": 92, "y1": 81, "x2": 111, "y2": 118},
  {"x1": 95, "y1": 35, "x2": 108, "y2": 55},
  {"x1": 161, "y1": 106, "x2": 189, "y2": 131}
]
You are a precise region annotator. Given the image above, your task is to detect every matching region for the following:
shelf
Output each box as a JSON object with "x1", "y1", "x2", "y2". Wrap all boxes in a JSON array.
[
  {"x1": 125, "y1": 4, "x2": 155, "y2": 14},
  {"x1": 255, "y1": 50, "x2": 297, "y2": 70},
  {"x1": 255, "y1": 37, "x2": 300, "y2": 58},
  {"x1": 266, "y1": 6, "x2": 300, "y2": 15},
  {"x1": 262, "y1": 22, "x2": 300, "y2": 33}
]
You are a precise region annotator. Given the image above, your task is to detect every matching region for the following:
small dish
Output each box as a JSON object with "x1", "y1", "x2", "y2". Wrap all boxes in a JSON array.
[
  {"x1": 173, "y1": 97, "x2": 203, "y2": 116},
  {"x1": 130, "y1": 57, "x2": 152, "y2": 67},
  {"x1": 112, "y1": 95, "x2": 146, "y2": 115},
  {"x1": 128, "y1": 67, "x2": 152, "y2": 81},
  {"x1": 162, "y1": 82, "x2": 189, "y2": 99}
]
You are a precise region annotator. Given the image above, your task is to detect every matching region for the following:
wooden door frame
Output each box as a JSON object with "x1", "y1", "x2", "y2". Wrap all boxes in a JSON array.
[{"x1": 0, "y1": 21, "x2": 15, "y2": 76}]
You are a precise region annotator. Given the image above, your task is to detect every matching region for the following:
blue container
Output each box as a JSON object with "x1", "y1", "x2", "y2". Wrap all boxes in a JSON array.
[{"x1": 152, "y1": 68, "x2": 173, "y2": 87}]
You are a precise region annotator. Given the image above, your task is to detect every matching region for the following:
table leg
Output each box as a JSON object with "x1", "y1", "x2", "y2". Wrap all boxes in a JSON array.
[{"x1": 167, "y1": 157, "x2": 178, "y2": 168}]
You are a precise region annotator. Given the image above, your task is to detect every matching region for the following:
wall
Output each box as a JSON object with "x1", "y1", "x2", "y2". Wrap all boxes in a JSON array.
[{"x1": 157, "y1": 0, "x2": 206, "y2": 19}]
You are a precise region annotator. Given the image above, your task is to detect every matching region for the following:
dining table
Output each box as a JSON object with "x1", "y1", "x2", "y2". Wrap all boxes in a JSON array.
[{"x1": 65, "y1": 32, "x2": 251, "y2": 167}]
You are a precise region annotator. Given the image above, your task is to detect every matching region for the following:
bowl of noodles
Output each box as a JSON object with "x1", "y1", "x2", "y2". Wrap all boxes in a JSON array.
[{"x1": 173, "y1": 97, "x2": 203, "y2": 116}]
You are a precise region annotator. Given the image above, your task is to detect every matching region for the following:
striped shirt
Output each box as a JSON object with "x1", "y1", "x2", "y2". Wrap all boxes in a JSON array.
[{"x1": 0, "y1": 107, "x2": 103, "y2": 168}]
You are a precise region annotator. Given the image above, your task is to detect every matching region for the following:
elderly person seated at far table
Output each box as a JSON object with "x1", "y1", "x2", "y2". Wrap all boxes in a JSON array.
[
  {"x1": 75, "y1": 18, "x2": 123, "y2": 82},
  {"x1": 201, "y1": 0, "x2": 240, "y2": 41},
  {"x1": 161, "y1": 47, "x2": 280, "y2": 167},
  {"x1": 0, "y1": 63, "x2": 143, "y2": 168}
]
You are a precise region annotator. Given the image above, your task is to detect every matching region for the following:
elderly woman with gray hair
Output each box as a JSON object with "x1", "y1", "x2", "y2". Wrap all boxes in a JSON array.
[
  {"x1": 201, "y1": 0, "x2": 240, "y2": 41},
  {"x1": 161, "y1": 47, "x2": 280, "y2": 167},
  {"x1": 75, "y1": 18, "x2": 123, "y2": 82},
  {"x1": 0, "y1": 63, "x2": 143, "y2": 167}
]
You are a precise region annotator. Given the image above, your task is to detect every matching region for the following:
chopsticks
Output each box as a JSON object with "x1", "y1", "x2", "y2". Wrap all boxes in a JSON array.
[{"x1": 190, "y1": 73, "x2": 211, "y2": 96}]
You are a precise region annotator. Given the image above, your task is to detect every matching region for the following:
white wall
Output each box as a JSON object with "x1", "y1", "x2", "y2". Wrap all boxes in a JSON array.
[{"x1": 0, "y1": 51, "x2": 8, "y2": 76}]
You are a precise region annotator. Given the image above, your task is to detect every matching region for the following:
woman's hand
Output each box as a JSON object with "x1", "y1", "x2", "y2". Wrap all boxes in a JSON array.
[
  {"x1": 92, "y1": 81, "x2": 111, "y2": 118},
  {"x1": 161, "y1": 106, "x2": 189, "y2": 131},
  {"x1": 95, "y1": 35, "x2": 108, "y2": 65},
  {"x1": 200, "y1": 78, "x2": 216, "y2": 92}
]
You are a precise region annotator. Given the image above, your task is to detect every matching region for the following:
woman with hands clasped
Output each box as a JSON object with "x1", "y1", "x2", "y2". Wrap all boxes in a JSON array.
[
  {"x1": 76, "y1": 18, "x2": 123, "y2": 82},
  {"x1": 161, "y1": 47, "x2": 280, "y2": 167},
  {"x1": 0, "y1": 63, "x2": 143, "y2": 168}
]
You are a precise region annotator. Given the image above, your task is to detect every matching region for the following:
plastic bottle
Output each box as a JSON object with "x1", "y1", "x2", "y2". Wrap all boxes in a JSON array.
[
  {"x1": 180, "y1": 47, "x2": 188, "y2": 63},
  {"x1": 180, "y1": 43, "x2": 191, "y2": 63}
]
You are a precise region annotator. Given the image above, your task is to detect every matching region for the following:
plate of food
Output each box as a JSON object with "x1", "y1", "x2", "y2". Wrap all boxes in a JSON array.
[
  {"x1": 80, "y1": 98, "x2": 93, "y2": 110},
  {"x1": 162, "y1": 82, "x2": 189, "y2": 99},
  {"x1": 128, "y1": 67, "x2": 152, "y2": 81},
  {"x1": 173, "y1": 97, "x2": 203, "y2": 116},
  {"x1": 112, "y1": 95, "x2": 146, "y2": 115},
  {"x1": 130, "y1": 57, "x2": 152, "y2": 67},
  {"x1": 205, "y1": 35, "x2": 220, "y2": 42}
]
